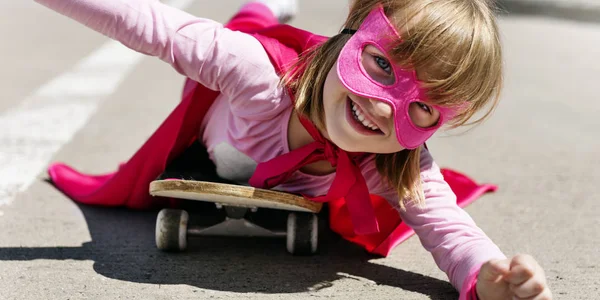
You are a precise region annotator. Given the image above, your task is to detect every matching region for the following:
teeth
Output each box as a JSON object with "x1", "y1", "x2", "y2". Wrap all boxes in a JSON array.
[{"x1": 351, "y1": 102, "x2": 380, "y2": 131}]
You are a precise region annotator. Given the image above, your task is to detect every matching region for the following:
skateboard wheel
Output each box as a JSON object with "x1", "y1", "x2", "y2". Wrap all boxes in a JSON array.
[
  {"x1": 286, "y1": 212, "x2": 318, "y2": 255},
  {"x1": 155, "y1": 209, "x2": 189, "y2": 251}
]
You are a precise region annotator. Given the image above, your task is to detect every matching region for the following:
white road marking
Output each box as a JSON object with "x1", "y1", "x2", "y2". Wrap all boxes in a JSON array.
[{"x1": 0, "y1": 0, "x2": 194, "y2": 206}]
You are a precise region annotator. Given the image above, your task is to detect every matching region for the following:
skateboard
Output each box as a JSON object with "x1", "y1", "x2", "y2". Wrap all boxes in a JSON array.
[{"x1": 149, "y1": 141, "x2": 323, "y2": 255}]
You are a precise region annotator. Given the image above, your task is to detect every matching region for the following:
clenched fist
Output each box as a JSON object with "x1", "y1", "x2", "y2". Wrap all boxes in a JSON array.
[{"x1": 476, "y1": 254, "x2": 552, "y2": 300}]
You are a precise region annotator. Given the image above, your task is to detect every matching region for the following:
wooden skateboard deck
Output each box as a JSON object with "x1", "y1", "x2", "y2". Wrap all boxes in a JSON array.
[{"x1": 150, "y1": 179, "x2": 322, "y2": 213}]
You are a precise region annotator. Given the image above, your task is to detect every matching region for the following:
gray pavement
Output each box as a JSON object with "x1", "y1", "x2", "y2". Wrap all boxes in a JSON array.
[
  {"x1": 500, "y1": 0, "x2": 600, "y2": 23},
  {"x1": 506, "y1": 0, "x2": 600, "y2": 9},
  {"x1": 0, "y1": 0, "x2": 599, "y2": 299}
]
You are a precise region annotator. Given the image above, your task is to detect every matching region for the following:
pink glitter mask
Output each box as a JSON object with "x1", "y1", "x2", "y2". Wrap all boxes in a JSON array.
[{"x1": 337, "y1": 4, "x2": 459, "y2": 149}]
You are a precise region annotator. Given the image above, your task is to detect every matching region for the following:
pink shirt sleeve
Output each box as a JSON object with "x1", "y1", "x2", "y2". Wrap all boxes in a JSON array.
[
  {"x1": 34, "y1": 0, "x2": 279, "y2": 104},
  {"x1": 364, "y1": 148, "x2": 506, "y2": 295}
]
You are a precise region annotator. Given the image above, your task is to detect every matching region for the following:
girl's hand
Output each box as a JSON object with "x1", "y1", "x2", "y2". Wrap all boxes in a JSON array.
[{"x1": 476, "y1": 254, "x2": 552, "y2": 300}]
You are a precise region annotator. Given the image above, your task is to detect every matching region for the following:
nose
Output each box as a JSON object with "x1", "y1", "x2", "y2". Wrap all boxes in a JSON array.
[{"x1": 369, "y1": 99, "x2": 393, "y2": 119}]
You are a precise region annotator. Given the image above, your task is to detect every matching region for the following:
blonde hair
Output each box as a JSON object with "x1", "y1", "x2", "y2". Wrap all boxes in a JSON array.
[{"x1": 283, "y1": 0, "x2": 503, "y2": 208}]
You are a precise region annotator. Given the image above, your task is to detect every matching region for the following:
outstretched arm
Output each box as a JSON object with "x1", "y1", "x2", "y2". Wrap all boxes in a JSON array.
[
  {"x1": 399, "y1": 150, "x2": 506, "y2": 298},
  {"x1": 365, "y1": 148, "x2": 552, "y2": 299},
  {"x1": 366, "y1": 148, "x2": 505, "y2": 298},
  {"x1": 371, "y1": 149, "x2": 552, "y2": 299},
  {"x1": 35, "y1": 0, "x2": 275, "y2": 98}
]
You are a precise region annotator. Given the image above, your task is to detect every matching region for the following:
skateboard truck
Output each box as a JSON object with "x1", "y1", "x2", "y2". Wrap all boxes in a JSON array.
[{"x1": 187, "y1": 206, "x2": 286, "y2": 238}]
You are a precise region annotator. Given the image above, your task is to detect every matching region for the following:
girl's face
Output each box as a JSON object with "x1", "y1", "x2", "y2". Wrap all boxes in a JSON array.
[{"x1": 321, "y1": 45, "x2": 440, "y2": 154}]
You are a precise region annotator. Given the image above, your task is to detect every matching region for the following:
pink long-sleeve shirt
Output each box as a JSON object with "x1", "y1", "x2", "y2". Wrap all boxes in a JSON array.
[{"x1": 35, "y1": 0, "x2": 505, "y2": 296}]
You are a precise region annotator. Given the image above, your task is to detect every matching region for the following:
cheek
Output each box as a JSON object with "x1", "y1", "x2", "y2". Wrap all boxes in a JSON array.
[
  {"x1": 322, "y1": 65, "x2": 341, "y2": 108},
  {"x1": 384, "y1": 131, "x2": 405, "y2": 153},
  {"x1": 323, "y1": 64, "x2": 338, "y2": 89}
]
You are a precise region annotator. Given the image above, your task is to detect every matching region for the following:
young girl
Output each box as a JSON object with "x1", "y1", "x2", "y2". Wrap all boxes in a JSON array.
[{"x1": 35, "y1": 0, "x2": 552, "y2": 299}]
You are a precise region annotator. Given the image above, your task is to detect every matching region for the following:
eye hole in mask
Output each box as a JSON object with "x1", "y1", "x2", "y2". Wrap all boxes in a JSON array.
[
  {"x1": 408, "y1": 102, "x2": 440, "y2": 128},
  {"x1": 361, "y1": 45, "x2": 396, "y2": 86}
]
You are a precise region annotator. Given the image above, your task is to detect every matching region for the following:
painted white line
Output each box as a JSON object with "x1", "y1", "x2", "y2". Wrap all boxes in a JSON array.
[{"x1": 0, "y1": 0, "x2": 194, "y2": 206}]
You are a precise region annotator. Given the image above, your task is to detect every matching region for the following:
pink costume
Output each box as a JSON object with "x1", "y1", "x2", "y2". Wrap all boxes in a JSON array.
[{"x1": 34, "y1": 0, "x2": 505, "y2": 297}]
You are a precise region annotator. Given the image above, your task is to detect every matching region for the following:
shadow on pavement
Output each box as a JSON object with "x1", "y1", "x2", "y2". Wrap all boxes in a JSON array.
[
  {"x1": 498, "y1": 0, "x2": 600, "y2": 23},
  {"x1": 0, "y1": 202, "x2": 457, "y2": 299}
]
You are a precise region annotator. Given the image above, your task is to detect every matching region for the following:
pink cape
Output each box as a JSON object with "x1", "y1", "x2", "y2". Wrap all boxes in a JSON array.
[{"x1": 47, "y1": 21, "x2": 497, "y2": 257}]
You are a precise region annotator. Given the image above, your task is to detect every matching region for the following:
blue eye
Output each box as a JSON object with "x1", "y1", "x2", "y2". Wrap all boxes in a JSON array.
[
  {"x1": 374, "y1": 56, "x2": 392, "y2": 74},
  {"x1": 417, "y1": 102, "x2": 431, "y2": 114}
]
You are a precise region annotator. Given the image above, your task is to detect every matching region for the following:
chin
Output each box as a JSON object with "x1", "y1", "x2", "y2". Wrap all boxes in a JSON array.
[
  {"x1": 325, "y1": 128, "x2": 364, "y2": 152},
  {"x1": 337, "y1": 141, "x2": 363, "y2": 152},
  {"x1": 329, "y1": 132, "x2": 403, "y2": 154}
]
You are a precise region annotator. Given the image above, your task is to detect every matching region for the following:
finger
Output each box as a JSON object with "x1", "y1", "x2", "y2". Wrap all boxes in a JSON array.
[
  {"x1": 489, "y1": 259, "x2": 511, "y2": 275},
  {"x1": 506, "y1": 255, "x2": 538, "y2": 285},
  {"x1": 480, "y1": 259, "x2": 510, "y2": 282},
  {"x1": 510, "y1": 254, "x2": 537, "y2": 271},
  {"x1": 505, "y1": 264, "x2": 535, "y2": 286},
  {"x1": 510, "y1": 276, "x2": 546, "y2": 298}
]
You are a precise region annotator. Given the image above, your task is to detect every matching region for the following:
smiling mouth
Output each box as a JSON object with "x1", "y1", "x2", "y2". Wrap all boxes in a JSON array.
[{"x1": 346, "y1": 98, "x2": 384, "y2": 135}]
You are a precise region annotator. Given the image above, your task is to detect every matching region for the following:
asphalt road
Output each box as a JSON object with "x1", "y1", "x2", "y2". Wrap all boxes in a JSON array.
[{"x1": 0, "y1": 1, "x2": 598, "y2": 299}]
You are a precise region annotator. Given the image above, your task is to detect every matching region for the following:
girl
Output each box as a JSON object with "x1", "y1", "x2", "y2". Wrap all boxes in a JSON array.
[{"x1": 35, "y1": 0, "x2": 552, "y2": 299}]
